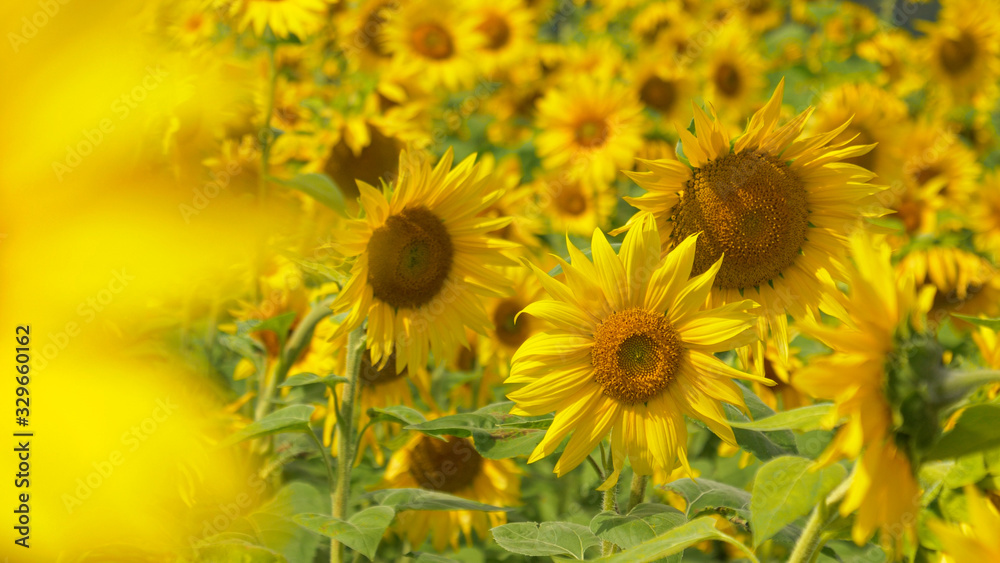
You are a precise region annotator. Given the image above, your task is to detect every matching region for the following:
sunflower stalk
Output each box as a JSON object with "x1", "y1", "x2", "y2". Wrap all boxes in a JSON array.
[
  {"x1": 600, "y1": 478, "x2": 619, "y2": 556},
  {"x1": 626, "y1": 473, "x2": 647, "y2": 513},
  {"x1": 253, "y1": 295, "x2": 335, "y2": 422},
  {"x1": 788, "y1": 476, "x2": 852, "y2": 563},
  {"x1": 331, "y1": 326, "x2": 365, "y2": 563}
]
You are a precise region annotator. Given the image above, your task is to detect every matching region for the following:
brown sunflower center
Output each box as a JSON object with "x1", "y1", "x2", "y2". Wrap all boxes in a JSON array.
[
  {"x1": 324, "y1": 127, "x2": 402, "y2": 200},
  {"x1": 592, "y1": 308, "x2": 682, "y2": 404},
  {"x1": 359, "y1": 350, "x2": 406, "y2": 387},
  {"x1": 639, "y1": 76, "x2": 677, "y2": 114},
  {"x1": 575, "y1": 118, "x2": 610, "y2": 148},
  {"x1": 894, "y1": 197, "x2": 925, "y2": 234},
  {"x1": 938, "y1": 31, "x2": 977, "y2": 75},
  {"x1": 713, "y1": 63, "x2": 742, "y2": 97},
  {"x1": 914, "y1": 165, "x2": 943, "y2": 187},
  {"x1": 477, "y1": 13, "x2": 511, "y2": 51},
  {"x1": 746, "y1": 0, "x2": 770, "y2": 15},
  {"x1": 493, "y1": 298, "x2": 531, "y2": 348},
  {"x1": 412, "y1": 23, "x2": 454, "y2": 60},
  {"x1": 672, "y1": 151, "x2": 810, "y2": 290},
  {"x1": 366, "y1": 206, "x2": 454, "y2": 309},
  {"x1": 554, "y1": 182, "x2": 589, "y2": 216},
  {"x1": 359, "y1": 2, "x2": 395, "y2": 57},
  {"x1": 408, "y1": 436, "x2": 483, "y2": 492}
]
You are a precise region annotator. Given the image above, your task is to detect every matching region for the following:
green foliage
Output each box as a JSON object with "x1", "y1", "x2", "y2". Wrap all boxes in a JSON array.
[
  {"x1": 597, "y1": 517, "x2": 759, "y2": 563},
  {"x1": 589, "y1": 503, "x2": 685, "y2": 551},
  {"x1": 270, "y1": 173, "x2": 346, "y2": 214},
  {"x1": 369, "y1": 488, "x2": 510, "y2": 512},
  {"x1": 367, "y1": 405, "x2": 428, "y2": 426},
  {"x1": 223, "y1": 405, "x2": 315, "y2": 445},
  {"x1": 926, "y1": 404, "x2": 1000, "y2": 460},
  {"x1": 279, "y1": 373, "x2": 349, "y2": 388},
  {"x1": 294, "y1": 506, "x2": 395, "y2": 560},
  {"x1": 749, "y1": 456, "x2": 846, "y2": 547},
  {"x1": 405, "y1": 402, "x2": 553, "y2": 459},
  {"x1": 729, "y1": 404, "x2": 835, "y2": 433},
  {"x1": 491, "y1": 522, "x2": 602, "y2": 560}
]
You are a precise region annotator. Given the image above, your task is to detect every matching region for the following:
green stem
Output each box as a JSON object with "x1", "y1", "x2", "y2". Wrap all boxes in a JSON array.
[
  {"x1": 254, "y1": 296, "x2": 335, "y2": 422},
  {"x1": 331, "y1": 326, "x2": 365, "y2": 563},
  {"x1": 600, "y1": 479, "x2": 619, "y2": 556},
  {"x1": 941, "y1": 369, "x2": 1000, "y2": 400},
  {"x1": 307, "y1": 430, "x2": 337, "y2": 505},
  {"x1": 626, "y1": 473, "x2": 648, "y2": 514},
  {"x1": 789, "y1": 476, "x2": 852, "y2": 563}
]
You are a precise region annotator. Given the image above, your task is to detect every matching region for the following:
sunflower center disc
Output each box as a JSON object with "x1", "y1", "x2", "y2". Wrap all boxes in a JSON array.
[
  {"x1": 477, "y1": 14, "x2": 511, "y2": 51},
  {"x1": 409, "y1": 436, "x2": 483, "y2": 492},
  {"x1": 640, "y1": 76, "x2": 677, "y2": 113},
  {"x1": 324, "y1": 127, "x2": 402, "y2": 199},
  {"x1": 359, "y1": 349, "x2": 406, "y2": 387},
  {"x1": 939, "y1": 32, "x2": 977, "y2": 75},
  {"x1": 412, "y1": 23, "x2": 454, "y2": 60},
  {"x1": 713, "y1": 63, "x2": 742, "y2": 97},
  {"x1": 554, "y1": 182, "x2": 588, "y2": 216},
  {"x1": 575, "y1": 118, "x2": 610, "y2": 148},
  {"x1": 592, "y1": 308, "x2": 682, "y2": 404},
  {"x1": 672, "y1": 151, "x2": 809, "y2": 290},
  {"x1": 367, "y1": 206, "x2": 454, "y2": 309},
  {"x1": 493, "y1": 298, "x2": 531, "y2": 348}
]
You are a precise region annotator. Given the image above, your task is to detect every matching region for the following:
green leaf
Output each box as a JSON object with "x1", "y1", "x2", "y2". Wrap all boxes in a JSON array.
[
  {"x1": 369, "y1": 488, "x2": 510, "y2": 512},
  {"x1": 248, "y1": 311, "x2": 298, "y2": 350},
  {"x1": 271, "y1": 173, "x2": 346, "y2": 213},
  {"x1": 223, "y1": 405, "x2": 314, "y2": 446},
  {"x1": 589, "y1": 503, "x2": 686, "y2": 550},
  {"x1": 405, "y1": 403, "x2": 552, "y2": 460},
  {"x1": 749, "y1": 456, "x2": 846, "y2": 547},
  {"x1": 723, "y1": 384, "x2": 798, "y2": 460},
  {"x1": 926, "y1": 404, "x2": 1000, "y2": 460},
  {"x1": 367, "y1": 405, "x2": 428, "y2": 426},
  {"x1": 248, "y1": 482, "x2": 324, "y2": 563},
  {"x1": 950, "y1": 314, "x2": 1000, "y2": 331},
  {"x1": 294, "y1": 506, "x2": 394, "y2": 560},
  {"x1": 665, "y1": 478, "x2": 751, "y2": 519},
  {"x1": 279, "y1": 372, "x2": 348, "y2": 388},
  {"x1": 596, "y1": 517, "x2": 759, "y2": 563},
  {"x1": 192, "y1": 538, "x2": 288, "y2": 563},
  {"x1": 491, "y1": 522, "x2": 601, "y2": 560},
  {"x1": 729, "y1": 404, "x2": 835, "y2": 432}
]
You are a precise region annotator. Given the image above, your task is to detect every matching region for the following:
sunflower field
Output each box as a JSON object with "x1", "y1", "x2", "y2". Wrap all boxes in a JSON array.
[{"x1": 6, "y1": 0, "x2": 1000, "y2": 561}]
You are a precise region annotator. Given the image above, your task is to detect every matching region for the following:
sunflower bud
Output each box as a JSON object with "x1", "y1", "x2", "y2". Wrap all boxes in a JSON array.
[{"x1": 885, "y1": 332, "x2": 948, "y2": 462}]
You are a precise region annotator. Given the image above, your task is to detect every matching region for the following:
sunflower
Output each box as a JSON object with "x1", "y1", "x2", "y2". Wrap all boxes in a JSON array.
[
  {"x1": 971, "y1": 171, "x2": 1000, "y2": 258},
  {"x1": 698, "y1": 22, "x2": 766, "y2": 123},
  {"x1": 334, "y1": 0, "x2": 399, "y2": 70},
  {"x1": 899, "y1": 120, "x2": 980, "y2": 212},
  {"x1": 620, "y1": 80, "x2": 885, "y2": 369},
  {"x1": 919, "y1": 0, "x2": 1000, "y2": 110},
  {"x1": 329, "y1": 148, "x2": 518, "y2": 374},
  {"x1": 469, "y1": 0, "x2": 535, "y2": 74},
  {"x1": 794, "y1": 232, "x2": 932, "y2": 549},
  {"x1": 534, "y1": 76, "x2": 646, "y2": 183},
  {"x1": 930, "y1": 486, "x2": 1000, "y2": 562},
  {"x1": 506, "y1": 213, "x2": 772, "y2": 489},
  {"x1": 318, "y1": 120, "x2": 406, "y2": 205},
  {"x1": 533, "y1": 168, "x2": 617, "y2": 238},
  {"x1": 324, "y1": 346, "x2": 432, "y2": 466},
  {"x1": 375, "y1": 430, "x2": 520, "y2": 551},
  {"x1": 630, "y1": 1, "x2": 691, "y2": 52},
  {"x1": 479, "y1": 265, "x2": 544, "y2": 377},
  {"x1": 810, "y1": 82, "x2": 908, "y2": 182},
  {"x1": 628, "y1": 57, "x2": 695, "y2": 127},
  {"x1": 896, "y1": 245, "x2": 1000, "y2": 325},
  {"x1": 231, "y1": 0, "x2": 326, "y2": 39},
  {"x1": 475, "y1": 154, "x2": 543, "y2": 253},
  {"x1": 750, "y1": 337, "x2": 809, "y2": 411},
  {"x1": 382, "y1": 0, "x2": 483, "y2": 91},
  {"x1": 856, "y1": 30, "x2": 925, "y2": 97}
]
